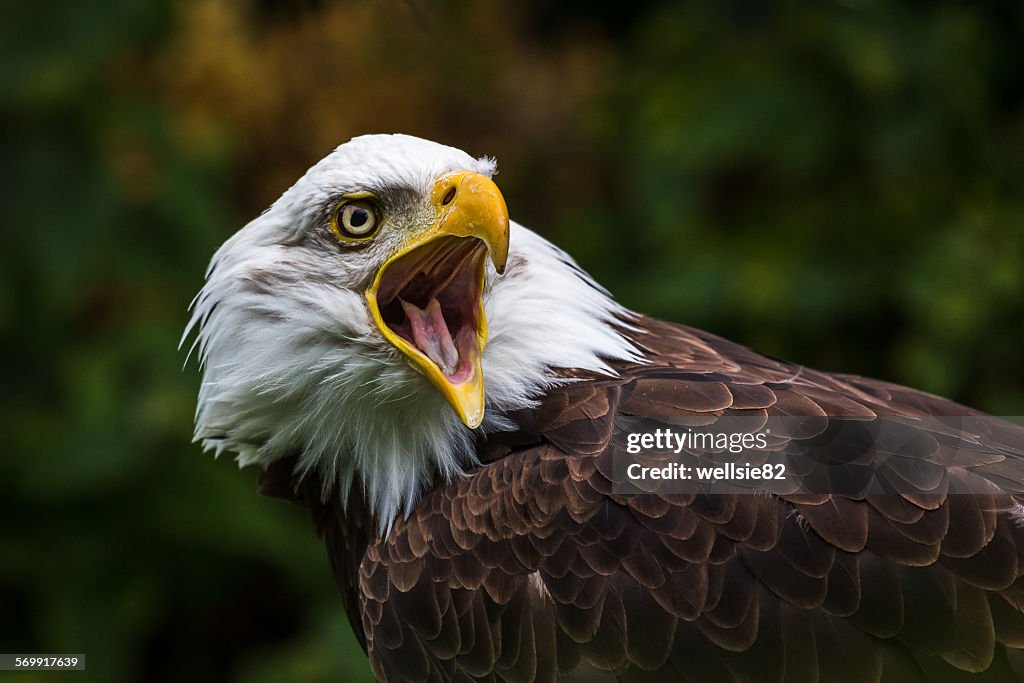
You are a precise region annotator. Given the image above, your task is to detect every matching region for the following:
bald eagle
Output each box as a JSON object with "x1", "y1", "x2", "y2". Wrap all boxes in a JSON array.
[{"x1": 186, "y1": 134, "x2": 1024, "y2": 682}]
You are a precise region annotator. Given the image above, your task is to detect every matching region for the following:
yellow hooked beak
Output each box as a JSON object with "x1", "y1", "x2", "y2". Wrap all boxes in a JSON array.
[{"x1": 366, "y1": 172, "x2": 509, "y2": 428}]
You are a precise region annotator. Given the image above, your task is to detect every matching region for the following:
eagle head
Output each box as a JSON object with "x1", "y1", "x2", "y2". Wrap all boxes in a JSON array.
[{"x1": 185, "y1": 134, "x2": 637, "y2": 532}]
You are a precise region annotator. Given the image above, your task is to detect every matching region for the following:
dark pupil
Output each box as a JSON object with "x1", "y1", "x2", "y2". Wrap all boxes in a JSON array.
[{"x1": 348, "y1": 208, "x2": 369, "y2": 228}]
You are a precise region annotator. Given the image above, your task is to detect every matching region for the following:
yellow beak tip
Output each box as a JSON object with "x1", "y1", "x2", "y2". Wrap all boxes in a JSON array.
[{"x1": 462, "y1": 411, "x2": 484, "y2": 429}]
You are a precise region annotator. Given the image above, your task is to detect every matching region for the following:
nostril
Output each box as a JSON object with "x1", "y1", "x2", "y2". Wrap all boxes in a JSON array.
[{"x1": 441, "y1": 187, "x2": 456, "y2": 206}]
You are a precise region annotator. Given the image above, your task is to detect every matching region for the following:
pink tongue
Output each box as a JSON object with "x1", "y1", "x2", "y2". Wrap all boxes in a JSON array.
[{"x1": 400, "y1": 298, "x2": 460, "y2": 376}]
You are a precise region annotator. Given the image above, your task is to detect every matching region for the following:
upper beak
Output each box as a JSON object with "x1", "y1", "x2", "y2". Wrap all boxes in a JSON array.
[
  {"x1": 366, "y1": 172, "x2": 510, "y2": 428},
  {"x1": 430, "y1": 172, "x2": 509, "y2": 275}
]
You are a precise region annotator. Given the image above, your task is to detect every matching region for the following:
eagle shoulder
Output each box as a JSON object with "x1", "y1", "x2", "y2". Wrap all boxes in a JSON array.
[{"x1": 269, "y1": 315, "x2": 1024, "y2": 682}]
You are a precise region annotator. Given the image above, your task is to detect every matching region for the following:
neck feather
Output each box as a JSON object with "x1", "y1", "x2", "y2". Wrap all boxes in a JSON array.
[{"x1": 189, "y1": 223, "x2": 640, "y2": 536}]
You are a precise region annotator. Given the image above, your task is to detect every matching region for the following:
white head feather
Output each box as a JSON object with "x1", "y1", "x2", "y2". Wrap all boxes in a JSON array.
[{"x1": 185, "y1": 134, "x2": 639, "y2": 534}]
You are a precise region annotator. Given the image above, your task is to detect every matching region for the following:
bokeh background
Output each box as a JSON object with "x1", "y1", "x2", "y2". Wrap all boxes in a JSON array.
[{"x1": 2, "y1": 1, "x2": 1023, "y2": 681}]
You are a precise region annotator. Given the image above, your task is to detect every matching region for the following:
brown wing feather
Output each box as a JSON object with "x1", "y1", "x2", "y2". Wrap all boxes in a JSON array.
[{"x1": 267, "y1": 316, "x2": 1024, "y2": 682}]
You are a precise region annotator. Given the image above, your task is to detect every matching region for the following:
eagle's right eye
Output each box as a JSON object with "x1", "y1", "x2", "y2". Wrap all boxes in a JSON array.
[{"x1": 333, "y1": 200, "x2": 381, "y2": 240}]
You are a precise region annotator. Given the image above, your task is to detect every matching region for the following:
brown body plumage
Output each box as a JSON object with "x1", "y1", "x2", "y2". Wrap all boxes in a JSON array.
[{"x1": 260, "y1": 316, "x2": 1024, "y2": 683}]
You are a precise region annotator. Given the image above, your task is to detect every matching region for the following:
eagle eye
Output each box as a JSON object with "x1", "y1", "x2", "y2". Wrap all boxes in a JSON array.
[{"x1": 333, "y1": 199, "x2": 380, "y2": 240}]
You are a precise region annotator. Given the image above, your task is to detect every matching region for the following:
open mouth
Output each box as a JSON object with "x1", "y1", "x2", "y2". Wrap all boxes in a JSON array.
[
  {"x1": 374, "y1": 236, "x2": 487, "y2": 385},
  {"x1": 364, "y1": 170, "x2": 508, "y2": 428}
]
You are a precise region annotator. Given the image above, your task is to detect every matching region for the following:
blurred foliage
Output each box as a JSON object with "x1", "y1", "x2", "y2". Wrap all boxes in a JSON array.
[{"x1": 1, "y1": 0, "x2": 1022, "y2": 681}]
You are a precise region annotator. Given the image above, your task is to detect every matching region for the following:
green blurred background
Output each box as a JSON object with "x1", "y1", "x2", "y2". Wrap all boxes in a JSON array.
[{"x1": 2, "y1": 1, "x2": 1022, "y2": 681}]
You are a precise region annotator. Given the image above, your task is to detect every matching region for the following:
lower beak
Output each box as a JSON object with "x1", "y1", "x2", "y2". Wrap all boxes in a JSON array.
[{"x1": 366, "y1": 172, "x2": 509, "y2": 428}]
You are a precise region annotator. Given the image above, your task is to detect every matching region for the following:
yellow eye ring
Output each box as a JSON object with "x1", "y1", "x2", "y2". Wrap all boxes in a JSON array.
[{"x1": 332, "y1": 199, "x2": 381, "y2": 240}]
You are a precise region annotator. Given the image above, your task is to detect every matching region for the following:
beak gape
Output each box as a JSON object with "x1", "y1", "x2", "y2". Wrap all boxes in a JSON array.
[{"x1": 366, "y1": 172, "x2": 510, "y2": 428}]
